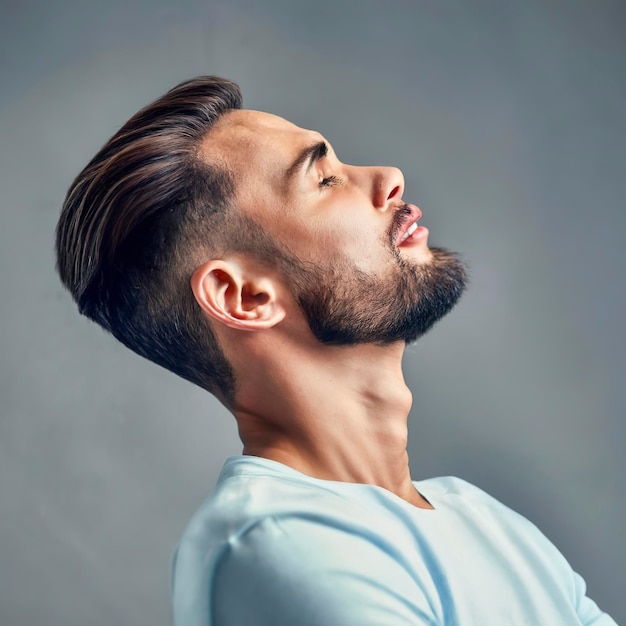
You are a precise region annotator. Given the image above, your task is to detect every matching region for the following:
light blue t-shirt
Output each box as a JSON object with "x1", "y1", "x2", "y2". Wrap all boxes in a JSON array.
[{"x1": 171, "y1": 455, "x2": 616, "y2": 625}]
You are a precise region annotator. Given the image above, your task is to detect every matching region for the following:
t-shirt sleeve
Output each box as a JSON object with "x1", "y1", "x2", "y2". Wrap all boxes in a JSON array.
[
  {"x1": 212, "y1": 515, "x2": 438, "y2": 626},
  {"x1": 445, "y1": 477, "x2": 618, "y2": 625}
]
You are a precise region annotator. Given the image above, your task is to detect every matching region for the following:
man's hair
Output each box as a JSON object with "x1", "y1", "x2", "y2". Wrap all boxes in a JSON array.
[{"x1": 55, "y1": 76, "x2": 243, "y2": 404}]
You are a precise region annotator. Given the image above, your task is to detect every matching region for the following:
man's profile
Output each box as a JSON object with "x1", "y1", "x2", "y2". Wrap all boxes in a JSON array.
[{"x1": 55, "y1": 76, "x2": 616, "y2": 625}]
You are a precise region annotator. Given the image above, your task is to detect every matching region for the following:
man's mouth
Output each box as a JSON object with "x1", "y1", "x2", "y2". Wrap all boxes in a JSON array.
[
  {"x1": 392, "y1": 204, "x2": 423, "y2": 246},
  {"x1": 401, "y1": 221, "x2": 419, "y2": 242}
]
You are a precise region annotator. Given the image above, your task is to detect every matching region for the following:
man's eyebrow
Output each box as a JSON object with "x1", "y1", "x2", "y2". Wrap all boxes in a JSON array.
[{"x1": 285, "y1": 141, "x2": 328, "y2": 182}]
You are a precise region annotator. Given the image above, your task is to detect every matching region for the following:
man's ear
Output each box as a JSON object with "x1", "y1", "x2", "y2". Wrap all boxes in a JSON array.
[{"x1": 190, "y1": 259, "x2": 286, "y2": 331}]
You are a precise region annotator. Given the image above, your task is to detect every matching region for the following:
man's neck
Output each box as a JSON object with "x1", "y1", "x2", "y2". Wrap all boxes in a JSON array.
[{"x1": 231, "y1": 339, "x2": 433, "y2": 509}]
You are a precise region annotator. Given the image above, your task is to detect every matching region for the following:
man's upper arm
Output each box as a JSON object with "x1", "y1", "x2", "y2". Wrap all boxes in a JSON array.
[{"x1": 212, "y1": 515, "x2": 438, "y2": 626}]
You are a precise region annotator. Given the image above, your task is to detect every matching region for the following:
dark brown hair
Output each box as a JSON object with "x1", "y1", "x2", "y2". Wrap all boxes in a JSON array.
[{"x1": 55, "y1": 76, "x2": 243, "y2": 404}]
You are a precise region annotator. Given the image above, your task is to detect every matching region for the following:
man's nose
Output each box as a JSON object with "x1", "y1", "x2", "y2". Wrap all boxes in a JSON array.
[{"x1": 352, "y1": 166, "x2": 405, "y2": 211}]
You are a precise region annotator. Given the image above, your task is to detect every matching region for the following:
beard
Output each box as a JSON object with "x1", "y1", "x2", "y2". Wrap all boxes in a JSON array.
[
  {"x1": 282, "y1": 204, "x2": 467, "y2": 345},
  {"x1": 230, "y1": 210, "x2": 467, "y2": 345},
  {"x1": 288, "y1": 245, "x2": 466, "y2": 345}
]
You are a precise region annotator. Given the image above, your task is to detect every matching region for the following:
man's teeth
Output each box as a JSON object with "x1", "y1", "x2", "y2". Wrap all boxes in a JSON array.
[{"x1": 402, "y1": 221, "x2": 418, "y2": 241}]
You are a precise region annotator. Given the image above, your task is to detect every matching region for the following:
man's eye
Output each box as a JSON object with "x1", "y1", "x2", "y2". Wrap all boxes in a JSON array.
[{"x1": 319, "y1": 175, "x2": 339, "y2": 188}]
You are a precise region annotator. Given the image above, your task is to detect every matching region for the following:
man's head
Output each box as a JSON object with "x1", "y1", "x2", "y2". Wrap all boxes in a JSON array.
[
  {"x1": 190, "y1": 109, "x2": 466, "y2": 346},
  {"x1": 56, "y1": 77, "x2": 466, "y2": 406}
]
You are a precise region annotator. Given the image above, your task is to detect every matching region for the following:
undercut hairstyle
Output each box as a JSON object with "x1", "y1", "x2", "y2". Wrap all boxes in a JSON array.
[{"x1": 55, "y1": 76, "x2": 244, "y2": 404}]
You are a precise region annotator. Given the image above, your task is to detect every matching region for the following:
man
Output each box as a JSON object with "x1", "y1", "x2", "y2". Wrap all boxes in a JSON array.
[{"x1": 56, "y1": 76, "x2": 615, "y2": 625}]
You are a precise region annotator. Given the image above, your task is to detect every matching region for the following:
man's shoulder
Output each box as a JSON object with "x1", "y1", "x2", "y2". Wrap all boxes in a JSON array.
[
  {"x1": 418, "y1": 474, "x2": 494, "y2": 497},
  {"x1": 175, "y1": 456, "x2": 373, "y2": 558},
  {"x1": 418, "y1": 475, "x2": 522, "y2": 514},
  {"x1": 188, "y1": 456, "x2": 357, "y2": 518},
  {"x1": 181, "y1": 461, "x2": 521, "y2": 550},
  {"x1": 172, "y1": 456, "x2": 440, "y2": 624}
]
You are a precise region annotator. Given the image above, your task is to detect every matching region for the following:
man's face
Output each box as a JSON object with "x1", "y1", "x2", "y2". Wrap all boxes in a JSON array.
[{"x1": 201, "y1": 110, "x2": 466, "y2": 344}]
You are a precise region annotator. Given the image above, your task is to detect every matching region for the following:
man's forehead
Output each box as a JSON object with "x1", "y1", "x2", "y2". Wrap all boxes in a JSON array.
[
  {"x1": 221, "y1": 109, "x2": 299, "y2": 132},
  {"x1": 198, "y1": 109, "x2": 322, "y2": 172}
]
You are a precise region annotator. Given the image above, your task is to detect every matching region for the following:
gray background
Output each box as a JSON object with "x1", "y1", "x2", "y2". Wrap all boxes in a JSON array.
[{"x1": 1, "y1": 0, "x2": 624, "y2": 624}]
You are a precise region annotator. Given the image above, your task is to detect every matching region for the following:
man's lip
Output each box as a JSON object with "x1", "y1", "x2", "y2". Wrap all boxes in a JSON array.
[{"x1": 395, "y1": 204, "x2": 423, "y2": 245}]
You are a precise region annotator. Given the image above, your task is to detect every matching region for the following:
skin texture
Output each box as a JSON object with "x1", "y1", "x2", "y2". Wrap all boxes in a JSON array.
[{"x1": 191, "y1": 109, "x2": 463, "y2": 509}]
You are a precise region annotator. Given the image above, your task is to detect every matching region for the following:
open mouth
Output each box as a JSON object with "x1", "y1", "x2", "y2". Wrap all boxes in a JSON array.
[
  {"x1": 392, "y1": 203, "x2": 424, "y2": 246},
  {"x1": 401, "y1": 221, "x2": 419, "y2": 242}
]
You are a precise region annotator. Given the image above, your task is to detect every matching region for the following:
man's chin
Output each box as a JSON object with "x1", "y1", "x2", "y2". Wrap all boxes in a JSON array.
[{"x1": 401, "y1": 245, "x2": 434, "y2": 265}]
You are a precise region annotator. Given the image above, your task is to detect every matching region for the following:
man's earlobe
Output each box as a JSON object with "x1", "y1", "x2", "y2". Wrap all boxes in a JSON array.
[{"x1": 190, "y1": 260, "x2": 286, "y2": 330}]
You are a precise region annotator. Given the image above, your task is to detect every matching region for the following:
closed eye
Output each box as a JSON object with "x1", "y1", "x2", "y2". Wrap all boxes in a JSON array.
[{"x1": 319, "y1": 175, "x2": 341, "y2": 189}]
